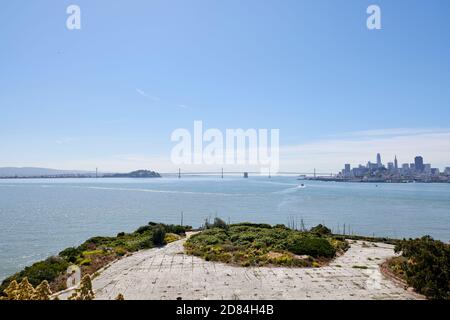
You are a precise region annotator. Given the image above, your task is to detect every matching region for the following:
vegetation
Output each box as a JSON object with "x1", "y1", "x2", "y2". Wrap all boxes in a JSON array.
[
  {"x1": 107, "y1": 170, "x2": 161, "y2": 178},
  {"x1": 152, "y1": 225, "x2": 167, "y2": 246},
  {"x1": 33, "y1": 280, "x2": 52, "y2": 300},
  {"x1": 390, "y1": 236, "x2": 450, "y2": 300},
  {"x1": 115, "y1": 293, "x2": 125, "y2": 300},
  {"x1": 17, "y1": 277, "x2": 35, "y2": 300},
  {"x1": 341, "y1": 234, "x2": 399, "y2": 245},
  {"x1": 0, "y1": 256, "x2": 69, "y2": 295},
  {"x1": 185, "y1": 223, "x2": 348, "y2": 267},
  {"x1": 204, "y1": 217, "x2": 229, "y2": 230},
  {"x1": 352, "y1": 265, "x2": 368, "y2": 269},
  {"x1": 1, "y1": 274, "x2": 98, "y2": 301},
  {"x1": 69, "y1": 275, "x2": 95, "y2": 300},
  {"x1": 0, "y1": 277, "x2": 53, "y2": 300},
  {"x1": 310, "y1": 224, "x2": 332, "y2": 236},
  {"x1": 0, "y1": 222, "x2": 191, "y2": 297}
]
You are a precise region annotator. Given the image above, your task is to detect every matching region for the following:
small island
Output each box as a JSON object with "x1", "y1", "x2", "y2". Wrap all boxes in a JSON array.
[{"x1": 103, "y1": 170, "x2": 161, "y2": 178}]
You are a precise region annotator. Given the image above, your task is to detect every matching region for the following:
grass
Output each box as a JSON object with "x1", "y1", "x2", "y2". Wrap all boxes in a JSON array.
[
  {"x1": 184, "y1": 223, "x2": 348, "y2": 267},
  {"x1": 0, "y1": 222, "x2": 191, "y2": 295}
]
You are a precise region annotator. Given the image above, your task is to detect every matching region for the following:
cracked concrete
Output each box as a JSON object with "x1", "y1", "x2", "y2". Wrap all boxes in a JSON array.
[{"x1": 90, "y1": 235, "x2": 422, "y2": 300}]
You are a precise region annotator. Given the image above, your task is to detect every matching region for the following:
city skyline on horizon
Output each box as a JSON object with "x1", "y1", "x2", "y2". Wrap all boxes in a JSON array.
[{"x1": 342, "y1": 153, "x2": 444, "y2": 171}]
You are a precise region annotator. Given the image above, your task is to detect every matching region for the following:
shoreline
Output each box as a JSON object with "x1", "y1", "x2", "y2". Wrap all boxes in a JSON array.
[{"x1": 304, "y1": 177, "x2": 450, "y2": 184}]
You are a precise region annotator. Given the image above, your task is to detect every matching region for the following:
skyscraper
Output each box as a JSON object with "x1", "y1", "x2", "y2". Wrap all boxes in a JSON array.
[
  {"x1": 345, "y1": 164, "x2": 351, "y2": 173},
  {"x1": 387, "y1": 162, "x2": 394, "y2": 171},
  {"x1": 415, "y1": 156, "x2": 424, "y2": 172},
  {"x1": 394, "y1": 156, "x2": 398, "y2": 171},
  {"x1": 376, "y1": 153, "x2": 382, "y2": 168}
]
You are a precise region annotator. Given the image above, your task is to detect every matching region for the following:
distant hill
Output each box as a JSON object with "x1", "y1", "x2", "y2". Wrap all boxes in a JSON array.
[
  {"x1": 0, "y1": 167, "x2": 162, "y2": 178},
  {"x1": 0, "y1": 167, "x2": 93, "y2": 177}
]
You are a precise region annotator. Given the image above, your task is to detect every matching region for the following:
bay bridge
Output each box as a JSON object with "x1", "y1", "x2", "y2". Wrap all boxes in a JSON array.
[{"x1": 160, "y1": 169, "x2": 336, "y2": 179}]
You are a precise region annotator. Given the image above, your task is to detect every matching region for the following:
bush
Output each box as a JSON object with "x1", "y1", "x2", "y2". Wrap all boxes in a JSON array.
[
  {"x1": 234, "y1": 223, "x2": 273, "y2": 229},
  {"x1": 286, "y1": 236, "x2": 336, "y2": 258},
  {"x1": 161, "y1": 224, "x2": 192, "y2": 235},
  {"x1": 310, "y1": 224, "x2": 331, "y2": 235},
  {"x1": 152, "y1": 226, "x2": 166, "y2": 246},
  {"x1": 148, "y1": 222, "x2": 192, "y2": 235},
  {"x1": 135, "y1": 225, "x2": 152, "y2": 234},
  {"x1": 80, "y1": 236, "x2": 115, "y2": 250},
  {"x1": 114, "y1": 247, "x2": 127, "y2": 256},
  {"x1": 205, "y1": 218, "x2": 229, "y2": 230},
  {"x1": 59, "y1": 247, "x2": 82, "y2": 263},
  {"x1": 395, "y1": 236, "x2": 450, "y2": 300},
  {"x1": 165, "y1": 233, "x2": 181, "y2": 243},
  {"x1": 0, "y1": 256, "x2": 69, "y2": 294}
]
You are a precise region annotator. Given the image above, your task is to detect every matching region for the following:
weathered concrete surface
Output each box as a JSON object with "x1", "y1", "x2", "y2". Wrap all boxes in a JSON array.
[{"x1": 92, "y1": 236, "x2": 422, "y2": 300}]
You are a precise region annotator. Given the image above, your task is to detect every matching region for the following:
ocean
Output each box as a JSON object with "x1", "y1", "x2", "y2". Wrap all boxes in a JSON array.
[{"x1": 0, "y1": 176, "x2": 449, "y2": 280}]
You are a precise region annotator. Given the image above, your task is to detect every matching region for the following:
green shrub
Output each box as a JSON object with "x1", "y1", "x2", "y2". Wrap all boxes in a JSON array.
[
  {"x1": 114, "y1": 247, "x2": 127, "y2": 256},
  {"x1": 0, "y1": 256, "x2": 69, "y2": 294},
  {"x1": 59, "y1": 247, "x2": 82, "y2": 263},
  {"x1": 161, "y1": 224, "x2": 192, "y2": 235},
  {"x1": 274, "y1": 224, "x2": 289, "y2": 230},
  {"x1": 148, "y1": 222, "x2": 192, "y2": 235},
  {"x1": 152, "y1": 226, "x2": 166, "y2": 246},
  {"x1": 234, "y1": 223, "x2": 273, "y2": 229},
  {"x1": 80, "y1": 236, "x2": 115, "y2": 250},
  {"x1": 310, "y1": 224, "x2": 332, "y2": 235},
  {"x1": 135, "y1": 225, "x2": 152, "y2": 234},
  {"x1": 395, "y1": 236, "x2": 450, "y2": 300},
  {"x1": 285, "y1": 236, "x2": 336, "y2": 258},
  {"x1": 205, "y1": 218, "x2": 229, "y2": 230}
]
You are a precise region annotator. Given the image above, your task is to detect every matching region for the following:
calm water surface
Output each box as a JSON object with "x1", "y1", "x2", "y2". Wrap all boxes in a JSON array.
[{"x1": 0, "y1": 176, "x2": 449, "y2": 280}]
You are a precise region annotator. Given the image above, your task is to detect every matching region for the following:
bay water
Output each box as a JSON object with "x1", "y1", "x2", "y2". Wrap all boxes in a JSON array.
[{"x1": 0, "y1": 176, "x2": 449, "y2": 280}]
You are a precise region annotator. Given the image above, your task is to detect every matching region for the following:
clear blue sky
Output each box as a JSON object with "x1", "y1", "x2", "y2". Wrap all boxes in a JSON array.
[{"x1": 1, "y1": 0, "x2": 450, "y2": 172}]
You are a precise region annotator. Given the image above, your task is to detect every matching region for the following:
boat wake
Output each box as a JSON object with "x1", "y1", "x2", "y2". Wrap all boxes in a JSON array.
[{"x1": 273, "y1": 184, "x2": 306, "y2": 194}]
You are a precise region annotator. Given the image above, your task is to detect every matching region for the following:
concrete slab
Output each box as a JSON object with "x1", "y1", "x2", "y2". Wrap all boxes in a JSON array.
[{"x1": 91, "y1": 237, "x2": 422, "y2": 300}]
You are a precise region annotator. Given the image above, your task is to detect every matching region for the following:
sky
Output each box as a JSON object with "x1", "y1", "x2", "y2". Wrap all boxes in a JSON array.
[{"x1": 1, "y1": 0, "x2": 450, "y2": 173}]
